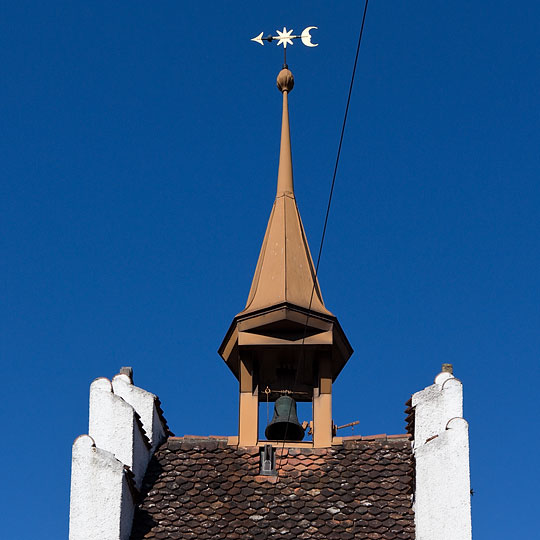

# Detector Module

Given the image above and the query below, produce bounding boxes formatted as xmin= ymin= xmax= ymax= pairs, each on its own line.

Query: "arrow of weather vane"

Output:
xmin=251 ymin=26 xmax=318 ymax=48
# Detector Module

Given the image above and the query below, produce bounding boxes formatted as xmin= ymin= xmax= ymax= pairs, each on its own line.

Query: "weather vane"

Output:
xmin=251 ymin=26 xmax=318 ymax=65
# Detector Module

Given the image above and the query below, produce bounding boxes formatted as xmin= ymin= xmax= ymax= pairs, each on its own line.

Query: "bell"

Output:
xmin=265 ymin=395 xmax=305 ymax=441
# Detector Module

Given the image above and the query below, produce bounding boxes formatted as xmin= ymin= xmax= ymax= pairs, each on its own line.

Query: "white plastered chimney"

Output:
xmin=411 ymin=365 xmax=472 ymax=540
xmin=69 ymin=368 xmax=169 ymax=540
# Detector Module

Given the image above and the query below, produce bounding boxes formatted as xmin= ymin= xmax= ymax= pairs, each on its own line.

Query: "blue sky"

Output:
xmin=1 ymin=1 xmax=539 ymax=538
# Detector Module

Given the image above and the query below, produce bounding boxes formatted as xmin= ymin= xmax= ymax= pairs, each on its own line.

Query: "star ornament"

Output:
xmin=276 ymin=27 xmax=294 ymax=48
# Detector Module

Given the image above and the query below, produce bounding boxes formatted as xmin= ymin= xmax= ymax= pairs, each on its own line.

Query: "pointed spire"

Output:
xmin=276 ymin=68 xmax=294 ymax=196
xmin=238 ymin=66 xmax=332 ymax=318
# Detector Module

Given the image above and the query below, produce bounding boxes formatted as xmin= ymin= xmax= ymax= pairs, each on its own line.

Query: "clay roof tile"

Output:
xmin=130 ymin=437 xmax=415 ymax=539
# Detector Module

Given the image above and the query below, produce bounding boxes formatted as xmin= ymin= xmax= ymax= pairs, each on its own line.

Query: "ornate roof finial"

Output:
xmin=250 ymin=26 xmax=317 ymax=196
xmin=251 ymin=26 xmax=318 ymax=67
xmin=251 ymin=26 xmax=318 ymax=48
xmin=277 ymin=68 xmax=294 ymax=93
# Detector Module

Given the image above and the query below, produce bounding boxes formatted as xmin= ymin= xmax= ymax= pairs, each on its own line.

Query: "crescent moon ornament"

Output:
xmin=301 ymin=26 xmax=318 ymax=47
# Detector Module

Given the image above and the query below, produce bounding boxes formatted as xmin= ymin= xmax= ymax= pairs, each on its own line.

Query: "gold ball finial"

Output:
xmin=277 ymin=68 xmax=294 ymax=93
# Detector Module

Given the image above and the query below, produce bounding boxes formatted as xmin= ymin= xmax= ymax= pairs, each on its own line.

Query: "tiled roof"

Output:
xmin=130 ymin=436 xmax=415 ymax=540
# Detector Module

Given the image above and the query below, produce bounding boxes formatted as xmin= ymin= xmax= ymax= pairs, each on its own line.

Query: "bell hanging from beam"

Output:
xmin=265 ymin=395 xmax=305 ymax=441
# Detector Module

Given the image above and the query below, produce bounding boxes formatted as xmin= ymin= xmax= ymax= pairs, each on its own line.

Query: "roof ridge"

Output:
xmin=341 ymin=432 xmax=412 ymax=441
xmin=168 ymin=435 xmax=229 ymax=440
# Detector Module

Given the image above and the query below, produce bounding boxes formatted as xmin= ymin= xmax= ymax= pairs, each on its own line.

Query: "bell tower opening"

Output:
xmin=259 ymin=397 xmax=314 ymax=443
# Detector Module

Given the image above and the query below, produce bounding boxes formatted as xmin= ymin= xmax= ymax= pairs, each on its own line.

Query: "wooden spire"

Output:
xmin=239 ymin=68 xmax=332 ymax=318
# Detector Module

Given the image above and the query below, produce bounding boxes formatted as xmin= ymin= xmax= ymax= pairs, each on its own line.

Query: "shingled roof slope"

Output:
xmin=131 ymin=436 xmax=414 ymax=540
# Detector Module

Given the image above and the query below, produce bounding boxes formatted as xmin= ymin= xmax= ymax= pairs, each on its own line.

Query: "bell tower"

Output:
xmin=219 ymin=66 xmax=352 ymax=448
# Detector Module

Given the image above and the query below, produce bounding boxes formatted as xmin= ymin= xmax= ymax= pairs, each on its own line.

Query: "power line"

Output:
xmin=313 ymin=0 xmax=370 ymax=281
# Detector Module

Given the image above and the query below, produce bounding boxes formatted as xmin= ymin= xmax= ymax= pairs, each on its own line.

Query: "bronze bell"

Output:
xmin=265 ymin=395 xmax=305 ymax=441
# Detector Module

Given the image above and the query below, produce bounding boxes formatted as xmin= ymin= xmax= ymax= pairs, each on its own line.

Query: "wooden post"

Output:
xmin=313 ymin=357 xmax=332 ymax=448
xmin=238 ymin=355 xmax=258 ymax=446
